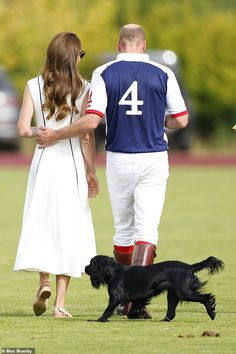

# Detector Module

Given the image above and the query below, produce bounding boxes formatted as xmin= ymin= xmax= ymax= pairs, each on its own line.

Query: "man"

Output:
xmin=37 ymin=24 xmax=188 ymax=318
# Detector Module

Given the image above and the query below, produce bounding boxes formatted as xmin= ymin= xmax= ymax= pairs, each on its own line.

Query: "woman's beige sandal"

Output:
xmin=53 ymin=307 xmax=73 ymax=318
xmin=33 ymin=280 xmax=51 ymax=316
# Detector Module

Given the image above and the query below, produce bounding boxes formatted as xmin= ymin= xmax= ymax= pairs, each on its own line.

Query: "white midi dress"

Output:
xmin=14 ymin=76 xmax=96 ymax=278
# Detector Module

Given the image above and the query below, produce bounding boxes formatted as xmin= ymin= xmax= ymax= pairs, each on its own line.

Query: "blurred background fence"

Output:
xmin=0 ymin=0 xmax=236 ymax=154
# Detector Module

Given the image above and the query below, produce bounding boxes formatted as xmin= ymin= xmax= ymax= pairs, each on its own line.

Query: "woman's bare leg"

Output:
xmin=53 ymin=275 xmax=72 ymax=317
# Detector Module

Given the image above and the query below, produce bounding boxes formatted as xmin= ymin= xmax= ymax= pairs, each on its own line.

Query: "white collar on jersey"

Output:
xmin=116 ymin=53 xmax=150 ymax=62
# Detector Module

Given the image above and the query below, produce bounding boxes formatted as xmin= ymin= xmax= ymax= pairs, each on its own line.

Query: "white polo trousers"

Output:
xmin=106 ymin=151 xmax=169 ymax=246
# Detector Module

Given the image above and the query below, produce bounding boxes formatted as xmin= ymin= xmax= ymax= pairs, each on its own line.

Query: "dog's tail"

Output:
xmin=190 ymin=256 xmax=224 ymax=275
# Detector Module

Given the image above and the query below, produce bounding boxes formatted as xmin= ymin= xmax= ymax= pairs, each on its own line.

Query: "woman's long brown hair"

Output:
xmin=42 ymin=32 xmax=84 ymax=120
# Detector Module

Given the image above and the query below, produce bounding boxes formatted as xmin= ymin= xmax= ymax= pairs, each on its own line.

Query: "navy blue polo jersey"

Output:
xmin=86 ymin=53 xmax=188 ymax=153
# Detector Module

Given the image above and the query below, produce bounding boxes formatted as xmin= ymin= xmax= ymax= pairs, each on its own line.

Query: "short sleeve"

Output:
xmin=86 ymin=70 xmax=107 ymax=118
xmin=166 ymin=71 xmax=188 ymax=118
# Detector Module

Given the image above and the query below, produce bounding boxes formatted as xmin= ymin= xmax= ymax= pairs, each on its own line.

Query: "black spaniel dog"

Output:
xmin=85 ymin=255 xmax=224 ymax=322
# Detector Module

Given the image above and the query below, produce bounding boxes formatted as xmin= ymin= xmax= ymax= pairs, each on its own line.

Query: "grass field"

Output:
xmin=0 ymin=165 xmax=236 ymax=354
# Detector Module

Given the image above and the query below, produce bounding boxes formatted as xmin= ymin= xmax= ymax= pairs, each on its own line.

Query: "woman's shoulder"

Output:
xmin=27 ymin=75 xmax=43 ymax=91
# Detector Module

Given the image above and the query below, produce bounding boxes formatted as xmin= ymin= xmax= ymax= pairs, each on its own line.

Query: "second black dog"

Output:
xmin=85 ymin=255 xmax=224 ymax=322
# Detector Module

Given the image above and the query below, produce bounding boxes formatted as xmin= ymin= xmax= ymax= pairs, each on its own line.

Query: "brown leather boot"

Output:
xmin=113 ymin=249 xmax=133 ymax=265
xmin=131 ymin=243 xmax=156 ymax=319
xmin=114 ymin=248 xmax=133 ymax=315
xmin=132 ymin=243 xmax=156 ymax=266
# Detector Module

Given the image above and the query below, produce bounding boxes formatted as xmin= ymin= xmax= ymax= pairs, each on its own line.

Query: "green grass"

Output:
xmin=0 ymin=165 xmax=236 ymax=354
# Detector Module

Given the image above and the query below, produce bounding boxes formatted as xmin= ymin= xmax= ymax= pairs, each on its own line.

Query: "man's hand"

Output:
xmin=36 ymin=127 xmax=58 ymax=147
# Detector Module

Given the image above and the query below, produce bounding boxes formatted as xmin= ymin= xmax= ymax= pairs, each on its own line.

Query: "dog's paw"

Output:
xmin=98 ymin=318 xmax=109 ymax=322
xmin=160 ymin=316 xmax=172 ymax=322
xmin=87 ymin=318 xmax=109 ymax=323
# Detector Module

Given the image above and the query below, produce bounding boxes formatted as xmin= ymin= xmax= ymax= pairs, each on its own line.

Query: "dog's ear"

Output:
xmin=90 ymin=271 xmax=106 ymax=289
xmin=89 ymin=259 xmax=107 ymax=289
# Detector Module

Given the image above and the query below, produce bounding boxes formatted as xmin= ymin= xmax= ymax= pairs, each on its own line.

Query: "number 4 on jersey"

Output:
xmin=118 ymin=81 xmax=144 ymax=115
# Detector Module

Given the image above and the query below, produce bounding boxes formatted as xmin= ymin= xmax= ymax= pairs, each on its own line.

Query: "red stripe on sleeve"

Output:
xmin=86 ymin=109 xmax=105 ymax=118
xmin=171 ymin=110 xmax=188 ymax=118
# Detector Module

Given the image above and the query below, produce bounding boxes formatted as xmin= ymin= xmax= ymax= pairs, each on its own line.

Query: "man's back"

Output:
xmin=87 ymin=53 xmax=187 ymax=153
xmin=101 ymin=57 xmax=168 ymax=152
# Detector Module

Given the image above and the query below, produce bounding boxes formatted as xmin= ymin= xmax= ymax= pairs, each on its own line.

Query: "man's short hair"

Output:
xmin=119 ymin=24 xmax=146 ymax=45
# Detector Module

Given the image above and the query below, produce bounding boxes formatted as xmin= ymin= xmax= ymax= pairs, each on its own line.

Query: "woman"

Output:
xmin=14 ymin=32 xmax=99 ymax=318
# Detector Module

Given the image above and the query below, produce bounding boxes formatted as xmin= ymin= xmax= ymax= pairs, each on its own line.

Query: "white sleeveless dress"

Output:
xmin=14 ymin=76 xmax=96 ymax=277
